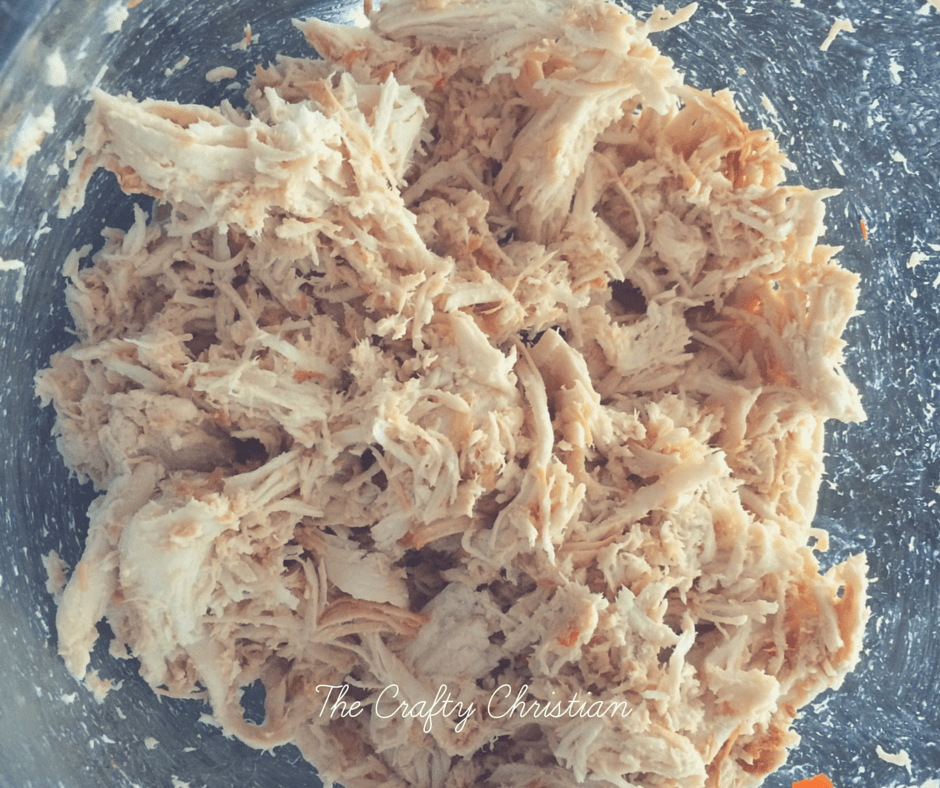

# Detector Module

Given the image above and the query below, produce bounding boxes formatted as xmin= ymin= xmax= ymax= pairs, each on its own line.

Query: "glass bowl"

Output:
xmin=1 ymin=0 xmax=938 ymax=786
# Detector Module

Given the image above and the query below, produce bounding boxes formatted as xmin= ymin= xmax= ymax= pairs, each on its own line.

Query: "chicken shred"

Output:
xmin=37 ymin=0 xmax=869 ymax=786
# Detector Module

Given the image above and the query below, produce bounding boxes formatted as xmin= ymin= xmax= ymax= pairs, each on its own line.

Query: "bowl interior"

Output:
xmin=2 ymin=1 xmax=940 ymax=786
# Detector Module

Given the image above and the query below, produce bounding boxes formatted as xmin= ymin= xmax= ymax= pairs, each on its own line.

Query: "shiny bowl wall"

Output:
xmin=1 ymin=1 xmax=938 ymax=786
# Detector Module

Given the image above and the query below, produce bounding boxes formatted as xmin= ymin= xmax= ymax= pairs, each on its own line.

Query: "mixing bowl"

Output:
xmin=1 ymin=0 xmax=938 ymax=786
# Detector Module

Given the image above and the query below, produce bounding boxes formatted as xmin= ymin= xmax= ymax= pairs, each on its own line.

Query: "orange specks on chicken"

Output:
xmin=557 ymin=629 xmax=580 ymax=648
xmin=293 ymin=370 xmax=326 ymax=383
xmin=742 ymin=292 xmax=763 ymax=316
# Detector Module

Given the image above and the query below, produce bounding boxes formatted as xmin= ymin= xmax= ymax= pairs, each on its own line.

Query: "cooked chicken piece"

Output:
xmin=37 ymin=0 xmax=868 ymax=786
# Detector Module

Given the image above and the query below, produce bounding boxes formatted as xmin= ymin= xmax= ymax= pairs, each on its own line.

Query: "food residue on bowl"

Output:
xmin=876 ymin=744 xmax=912 ymax=772
xmin=819 ymin=18 xmax=856 ymax=52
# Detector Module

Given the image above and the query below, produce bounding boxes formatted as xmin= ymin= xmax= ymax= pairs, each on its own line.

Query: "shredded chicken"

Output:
xmin=36 ymin=0 xmax=869 ymax=786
